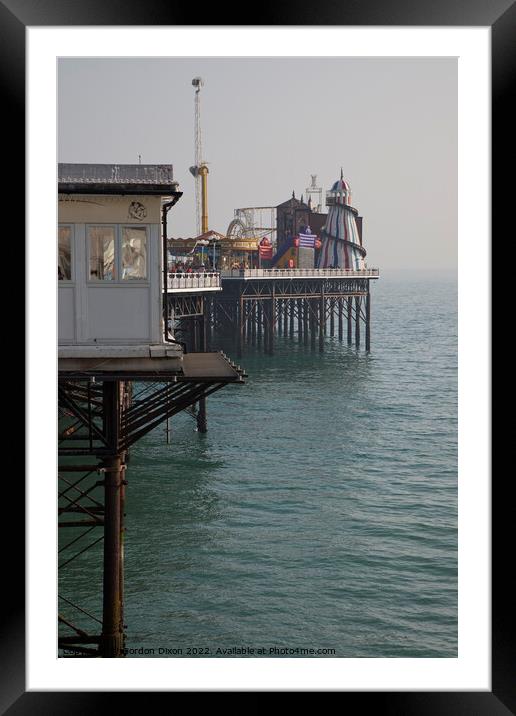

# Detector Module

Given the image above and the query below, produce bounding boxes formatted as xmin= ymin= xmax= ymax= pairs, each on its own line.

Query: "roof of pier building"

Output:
xmin=276 ymin=193 xmax=310 ymax=211
xmin=58 ymin=163 xmax=181 ymax=196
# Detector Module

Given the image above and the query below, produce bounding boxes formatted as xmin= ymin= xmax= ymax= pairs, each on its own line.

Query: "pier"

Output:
xmin=208 ymin=268 xmax=378 ymax=357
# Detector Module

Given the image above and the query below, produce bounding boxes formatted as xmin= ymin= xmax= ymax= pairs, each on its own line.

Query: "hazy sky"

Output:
xmin=58 ymin=57 xmax=457 ymax=272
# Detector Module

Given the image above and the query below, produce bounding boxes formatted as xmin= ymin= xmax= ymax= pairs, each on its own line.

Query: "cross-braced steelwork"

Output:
xmin=210 ymin=273 xmax=377 ymax=356
xmin=58 ymin=355 xmax=244 ymax=657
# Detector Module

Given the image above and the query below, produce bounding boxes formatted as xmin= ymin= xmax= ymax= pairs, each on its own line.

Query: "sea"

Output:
xmin=62 ymin=273 xmax=458 ymax=658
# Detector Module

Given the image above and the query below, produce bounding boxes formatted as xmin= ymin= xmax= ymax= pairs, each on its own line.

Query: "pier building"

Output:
xmin=58 ymin=164 xmax=244 ymax=657
xmin=276 ymin=192 xmax=311 ymax=250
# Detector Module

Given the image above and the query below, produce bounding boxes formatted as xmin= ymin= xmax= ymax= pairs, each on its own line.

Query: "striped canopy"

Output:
xmin=329 ymin=177 xmax=352 ymax=205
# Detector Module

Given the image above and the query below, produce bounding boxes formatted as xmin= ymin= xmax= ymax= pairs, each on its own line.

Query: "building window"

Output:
xmin=58 ymin=226 xmax=72 ymax=280
xmin=88 ymin=226 xmax=115 ymax=280
xmin=122 ymin=226 xmax=147 ymax=280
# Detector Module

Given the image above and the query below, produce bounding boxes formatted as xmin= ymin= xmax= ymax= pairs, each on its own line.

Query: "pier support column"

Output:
xmin=338 ymin=299 xmax=343 ymax=341
xmin=269 ymin=287 xmax=276 ymax=355
xmin=206 ymin=296 xmax=212 ymax=350
xmin=330 ymin=299 xmax=335 ymax=337
xmin=247 ymin=303 xmax=252 ymax=344
xmin=100 ymin=453 xmax=124 ymax=658
xmin=278 ymin=299 xmax=283 ymax=336
xmin=100 ymin=381 xmax=124 ymax=658
xmin=257 ymin=302 xmax=263 ymax=345
xmin=289 ymin=300 xmax=295 ymax=338
xmin=365 ymin=291 xmax=371 ymax=352
xmin=251 ymin=301 xmax=257 ymax=346
xmin=310 ymin=300 xmax=316 ymax=350
xmin=264 ymin=302 xmax=269 ymax=354
xmin=355 ymin=296 xmax=361 ymax=348
xmin=347 ymin=297 xmax=353 ymax=345
xmin=319 ymin=289 xmax=325 ymax=353
xmin=212 ymin=298 xmax=217 ymax=339
xmin=304 ymin=300 xmax=309 ymax=345
xmin=237 ymin=295 xmax=244 ymax=358
xmin=197 ymin=308 xmax=208 ymax=433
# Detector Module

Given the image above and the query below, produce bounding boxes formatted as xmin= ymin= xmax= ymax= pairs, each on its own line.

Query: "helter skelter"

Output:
xmin=317 ymin=170 xmax=367 ymax=271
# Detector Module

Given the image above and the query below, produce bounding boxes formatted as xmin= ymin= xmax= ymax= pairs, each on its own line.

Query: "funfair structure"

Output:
xmin=317 ymin=171 xmax=366 ymax=270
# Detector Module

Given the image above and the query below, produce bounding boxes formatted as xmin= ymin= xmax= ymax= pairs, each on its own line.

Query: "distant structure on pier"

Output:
xmin=276 ymin=192 xmax=310 ymax=251
xmin=317 ymin=173 xmax=366 ymax=270
xmin=224 ymin=172 xmax=367 ymax=270
xmin=305 ymin=174 xmax=323 ymax=213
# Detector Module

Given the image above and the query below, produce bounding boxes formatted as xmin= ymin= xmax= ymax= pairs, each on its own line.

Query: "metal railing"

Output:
xmin=220 ymin=268 xmax=379 ymax=279
xmin=167 ymin=271 xmax=221 ymax=291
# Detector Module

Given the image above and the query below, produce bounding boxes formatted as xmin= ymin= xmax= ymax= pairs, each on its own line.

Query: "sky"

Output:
xmin=58 ymin=57 xmax=457 ymax=273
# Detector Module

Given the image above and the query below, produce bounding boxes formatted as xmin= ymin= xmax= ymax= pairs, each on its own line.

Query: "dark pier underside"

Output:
xmin=58 ymin=351 xmax=244 ymax=657
xmin=202 ymin=274 xmax=376 ymax=356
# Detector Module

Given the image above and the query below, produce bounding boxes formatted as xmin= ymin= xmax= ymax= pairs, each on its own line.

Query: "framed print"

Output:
xmin=6 ymin=0 xmax=509 ymax=709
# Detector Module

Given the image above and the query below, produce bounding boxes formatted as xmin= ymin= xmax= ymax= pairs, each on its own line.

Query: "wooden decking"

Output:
xmin=58 ymin=351 xmax=244 ymax=382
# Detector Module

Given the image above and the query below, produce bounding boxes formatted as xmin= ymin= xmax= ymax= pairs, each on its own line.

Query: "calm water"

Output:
xmin=63 ymin=275 xmax=458 ymax=658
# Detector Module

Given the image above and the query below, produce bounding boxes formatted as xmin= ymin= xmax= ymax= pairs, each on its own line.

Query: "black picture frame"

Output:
xmin=8 ymin=0 xmax=507 ymax=709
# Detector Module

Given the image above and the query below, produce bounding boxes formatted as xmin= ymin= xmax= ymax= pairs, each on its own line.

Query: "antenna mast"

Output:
xmin=190 ymin=77 xmax=204 ymax=236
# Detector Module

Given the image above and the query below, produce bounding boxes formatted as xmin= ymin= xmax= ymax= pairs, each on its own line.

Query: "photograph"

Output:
xmin=57 ymin=56 xmax=458 ymax=660
xmin=10 ymin=9 xmax=503 ymax=706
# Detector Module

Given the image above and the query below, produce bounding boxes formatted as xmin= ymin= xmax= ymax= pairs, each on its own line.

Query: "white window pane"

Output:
xmin=88 ymin=227 xmax=115 ymax=280
xmin=122 ymin=227 xmax=147 ymax=280
xmin=58 ymin=226 xmax=71 ymax=280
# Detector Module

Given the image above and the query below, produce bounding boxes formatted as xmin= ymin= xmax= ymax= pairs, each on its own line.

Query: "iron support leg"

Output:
xmin=355 ymin=296 xmax=361 ymax=348
xmin=197 ymin=309 xmax=208 ymax=433
xmin=319 ymin=292 xmax=325 ymax=352
xmin=101 ymin=453 xmax=124 ymax=658
xmin=365 ymin=291 xmax=371 ymax=352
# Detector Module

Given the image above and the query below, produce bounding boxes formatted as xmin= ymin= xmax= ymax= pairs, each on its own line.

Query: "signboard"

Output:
xmin=229 ymin=239 xmax=259 ymax=251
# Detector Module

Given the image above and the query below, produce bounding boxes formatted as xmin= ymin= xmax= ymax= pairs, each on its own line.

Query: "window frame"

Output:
xmin=120 ymin=224 xmax=149 ymax=281
xmin=57 ymin=223 xmax=74 ymax=282
xmin=85 ymin=223 xmax=151 ymax=285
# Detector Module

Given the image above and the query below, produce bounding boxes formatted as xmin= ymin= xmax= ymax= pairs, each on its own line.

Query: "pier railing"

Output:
xmin=167 ymin=271 xmax=221 ymax=292
xmin=221 ymin=268 xmax=380 ymax=280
